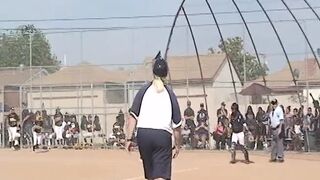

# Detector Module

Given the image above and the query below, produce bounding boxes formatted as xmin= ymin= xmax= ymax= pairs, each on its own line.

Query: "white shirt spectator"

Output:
xmin=270 ymin=105 xmax=284 ymax=128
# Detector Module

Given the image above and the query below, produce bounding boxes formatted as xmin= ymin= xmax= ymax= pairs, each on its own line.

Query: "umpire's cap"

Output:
xmin=153 ymin=51 xmax=168 ymax=78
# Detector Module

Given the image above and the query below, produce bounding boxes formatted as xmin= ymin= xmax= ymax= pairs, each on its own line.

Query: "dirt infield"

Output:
xmin=0 ymin=149 xmax=319 ymax=180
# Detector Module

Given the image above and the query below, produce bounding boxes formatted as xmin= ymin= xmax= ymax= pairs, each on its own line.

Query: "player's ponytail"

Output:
xmin=153 ymin=76 xmax=165 ymax=93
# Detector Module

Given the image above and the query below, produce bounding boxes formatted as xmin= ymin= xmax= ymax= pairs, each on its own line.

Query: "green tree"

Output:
xmin=0 ymin=24 xmax=59 ymax=71
xmin=218 ymin=36 xmax=268 ymax=82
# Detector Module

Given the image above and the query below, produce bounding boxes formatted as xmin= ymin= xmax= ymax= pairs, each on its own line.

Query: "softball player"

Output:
xmin=229 ymin=103 xmax=251 ymax=164
xmin=32 ymin=111 xmax=43 ymax=151
xmin=126 ymin=51 xmax=182 ymax=180
xmin=7 ymin=107 xmax=20 ymax=150
xmin=53 ymin=108 xmax=65 ymax=146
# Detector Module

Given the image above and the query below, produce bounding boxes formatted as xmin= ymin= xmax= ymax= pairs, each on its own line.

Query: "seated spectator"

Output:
xmin=81 ymin=115 xmax=94 ymax=145
xmin=212 ymin=121 xmax=226 ymax=150
xmin=108 ymin=121 xmax=125 ymax=147
xmin=181 ymin=124 xmax=191 ymax=147
xmin=196 ymin=103 xmax=209 ymax=126
xmin=64 ymin=114 xmax=79 ymax=147
xmin=194 ymin=121 xmax=209 ymax=149
xmin=184 ymin=100 xmax=196 ymax=133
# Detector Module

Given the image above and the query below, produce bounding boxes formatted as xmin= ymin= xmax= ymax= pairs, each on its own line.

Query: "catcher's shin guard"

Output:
xmin=230 ymin=143 xmax=236 ymax=163
xmin=240 ymin=145 xmax=250 ymax=162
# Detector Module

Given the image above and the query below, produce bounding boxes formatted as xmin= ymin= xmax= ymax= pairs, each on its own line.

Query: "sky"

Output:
xmin=1 ymin=0 xmax=320 ymax=73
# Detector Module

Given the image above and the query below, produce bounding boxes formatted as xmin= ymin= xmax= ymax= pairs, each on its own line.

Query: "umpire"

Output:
xmin=126 ymin=51 xmax=182 ymax=180
xmin=269 ymin=99 xmax=285 ymax=162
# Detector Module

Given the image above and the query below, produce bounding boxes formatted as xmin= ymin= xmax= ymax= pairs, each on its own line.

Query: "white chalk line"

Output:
xmin=123 ymin=167 xmax=199 ymax=180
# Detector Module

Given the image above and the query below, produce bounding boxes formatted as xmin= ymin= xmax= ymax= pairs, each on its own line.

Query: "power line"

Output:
xmin=0 ymin=6 xmax=319 ymax=23
xmin=0 ymin=17 xmax=318 ymax=35
xmin=39 ymin=17 xmax=319 ymax=34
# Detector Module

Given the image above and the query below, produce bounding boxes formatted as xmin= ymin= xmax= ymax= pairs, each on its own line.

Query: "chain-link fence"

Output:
xmin=0 ymin=60 xmax=319 ymax=150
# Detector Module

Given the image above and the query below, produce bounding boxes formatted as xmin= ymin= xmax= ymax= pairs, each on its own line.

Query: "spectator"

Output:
xmin=181 ymin=124 xmax=191 ymax=148
xmin=310 ymin=107 xmax=317 ymax=131
xmin=42 ymin=110 xmax=54 ymax=148
xmin=284 ymin=106 xmax=293 ymax=140
xmin=292 ymin=114 xmax=303 ymax=151
xmin=299 ymin=105 xmax=305 ymax=119
xmin=94 ymin=115 xmax=102 ymax=132
xmin=245 ymin=105 xmax=256 ymax=133
xmin=256 ymin=107 xmax=265 ymax=124
xmin=184 ymin=100 xmax=196 ymax=133
xmin=116 ymin=110 xmax=125 ymax=129
xmin=293 ymin=108 xmax=298 ymax=117
xmin=217 ymin=102 xmax=228 ymax=124
xmin=256 ymin=107 xmax=267 ymax=150
xmin=21 ymin=105 xmax=29 ymax=121
xmin=81 ymin=115 xmax=94 ymax=145
xmin=303 ymin=107 xmax=312 ymax=131
xmin=303 ymin=107 xmax=313 ymax=151
xmin=196 ymin=103 xmax=209 ymax=126
xmin=64 ymin=114 xmax=79 ymax=146
xmin=212 ymin=121 xmax=226 ymax=150
xmin=194 ymin=121 xmax=209 ymax=149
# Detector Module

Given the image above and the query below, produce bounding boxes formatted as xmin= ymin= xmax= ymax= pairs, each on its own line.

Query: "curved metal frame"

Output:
xmin=181 ymin=7 xmax=208 ymax=111
xmin=205 ymin=0 xmax=239 ymax=103
xmin=164 ymin=0 xmax=186 ymax=87
xmin=231 ymin=0 xmax=269 ymax=102
xmin=164 ymin=0 xmax=209 ymax=111
xmin=281 ymin=0 xmax=320 ymax=70
xmin=163 ymin=0 xmax=320 ymax=109
xmin=256 ymin=0 xmax=302 ymax=106
xmin=304 ymin=0 xmax=320 ymax=23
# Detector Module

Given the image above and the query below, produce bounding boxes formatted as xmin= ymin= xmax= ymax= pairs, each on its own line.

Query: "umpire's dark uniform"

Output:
xmin=129 ymin=52 xmax=182 ymax=180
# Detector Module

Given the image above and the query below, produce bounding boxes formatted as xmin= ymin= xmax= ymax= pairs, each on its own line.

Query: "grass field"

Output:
xmin=0 ymin=149 xmax=319 ymax=180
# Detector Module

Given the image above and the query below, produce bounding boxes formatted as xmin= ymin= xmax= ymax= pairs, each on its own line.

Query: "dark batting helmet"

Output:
xmin=153 ymin=51 xmax=168 ymax=78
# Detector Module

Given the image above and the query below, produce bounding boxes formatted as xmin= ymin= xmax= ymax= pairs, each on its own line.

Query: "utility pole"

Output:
xmin=243 ymin=25 xmax=247 ymax=83
xmin=29 ymin=32 xmax=33 ymax=110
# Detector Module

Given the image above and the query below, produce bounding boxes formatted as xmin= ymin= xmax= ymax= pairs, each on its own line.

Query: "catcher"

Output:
xmin=229 ymin=103 xmax=252 ymax=164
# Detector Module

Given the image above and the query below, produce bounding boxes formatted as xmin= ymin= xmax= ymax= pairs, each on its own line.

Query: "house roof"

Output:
xmin=31 ymin=54 xmax=232 ymax=86
xmin=129 ymin=53 xmax=228 ymax=83
xmin=32 ymin=62 xmax=129 ymax=86
xmin=247 ymin=58 xmax=320 ymax=91
xmin=0 ymin=68 xmax=44 ymax=88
